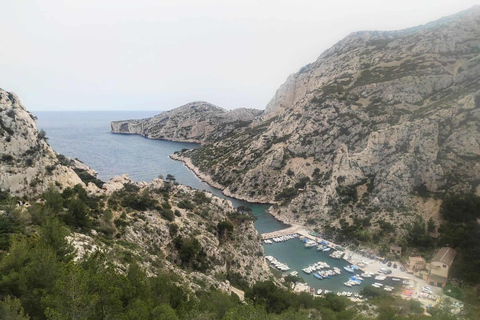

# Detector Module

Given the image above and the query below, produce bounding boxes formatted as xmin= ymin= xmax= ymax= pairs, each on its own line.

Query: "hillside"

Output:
xmin=177 ymin=7 xmax=480 ymax=239
xmin=111 ymin=101 xmax=263 ymax=143
xmin=0 ymin=89 xmax=86 ymax=196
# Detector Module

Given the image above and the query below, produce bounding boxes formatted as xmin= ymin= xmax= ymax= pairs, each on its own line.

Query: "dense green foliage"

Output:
xmin=438 ymin=193 xmax=480 ymax=283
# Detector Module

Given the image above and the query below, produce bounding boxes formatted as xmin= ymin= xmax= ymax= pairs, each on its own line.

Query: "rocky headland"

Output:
xmin=111 ymin=101 xmax=263 ymax=143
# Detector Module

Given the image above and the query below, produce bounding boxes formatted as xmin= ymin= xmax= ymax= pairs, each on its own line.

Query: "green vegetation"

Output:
xmin=73 ymin=168 xmax=104 ymax=188
xmin=275 ymin=188 xmax=297 ymax=205
xmin=217 ymin=220 xmax=234 ymax=240
xmin=438 ymin=193 xmax=480 ymax=283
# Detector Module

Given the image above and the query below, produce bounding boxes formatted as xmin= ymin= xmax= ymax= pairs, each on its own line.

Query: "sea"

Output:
xmin=36 ymin=111 xmax=398 ymax=294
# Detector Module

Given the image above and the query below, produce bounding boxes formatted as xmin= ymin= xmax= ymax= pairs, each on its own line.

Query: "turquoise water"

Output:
xmin=263 ymin=240 xmax=399 ymax=293
xmin=35 ymin=111 xmax=286 ymax=234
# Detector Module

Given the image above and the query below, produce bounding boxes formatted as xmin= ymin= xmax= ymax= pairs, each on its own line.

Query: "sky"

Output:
xmin=1 ymin=1 xmax=478 ymax=111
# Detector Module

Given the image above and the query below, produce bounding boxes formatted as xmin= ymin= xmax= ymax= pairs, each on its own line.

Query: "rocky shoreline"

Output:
xmin=170 ymin=153 xmax=275 ymax=205
xmin=169 ymin=153 xmax=301 ymax=231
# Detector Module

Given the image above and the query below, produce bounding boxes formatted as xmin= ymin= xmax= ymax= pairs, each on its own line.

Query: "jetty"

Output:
xmin=261 ymin=226 xmax=302 ymax=240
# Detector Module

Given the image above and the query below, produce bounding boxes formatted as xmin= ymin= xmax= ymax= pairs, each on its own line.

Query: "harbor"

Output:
xmin=263 ymin=232 xmax=404 ymax=297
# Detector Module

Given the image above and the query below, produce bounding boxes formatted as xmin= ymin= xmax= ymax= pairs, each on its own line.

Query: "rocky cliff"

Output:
xmin=0 ymin=88 xmax=84 ymax=196
xmin=0 ymin=89 xmax=271 ymax=293
xmin=178 ymin=7 xmax=480 ymax=237
xmin=111 ymin=101 xmax=263 ymax=143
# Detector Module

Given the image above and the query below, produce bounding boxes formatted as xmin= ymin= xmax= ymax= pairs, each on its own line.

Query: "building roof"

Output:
xmin=432 ymin=247 xmax=457 ymax=266
xmin=409 ymin=256 xmax=426 ymax=263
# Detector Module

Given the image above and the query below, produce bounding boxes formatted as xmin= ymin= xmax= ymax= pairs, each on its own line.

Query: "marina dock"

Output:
xmin=261 ymin=226 xmax=302 ymax=240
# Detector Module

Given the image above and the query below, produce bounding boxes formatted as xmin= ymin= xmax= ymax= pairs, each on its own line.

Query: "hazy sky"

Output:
xmin=1 ymin=1 xmax=478 ymax=111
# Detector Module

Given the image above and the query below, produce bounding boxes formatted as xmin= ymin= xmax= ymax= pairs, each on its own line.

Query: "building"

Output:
xmin=427 ymin=247 xmax=457 ymax=288
xmin=390 ymin=245 xmax=402 ymax=255
xmin=407 ymin=256 xmax=426 ymax=274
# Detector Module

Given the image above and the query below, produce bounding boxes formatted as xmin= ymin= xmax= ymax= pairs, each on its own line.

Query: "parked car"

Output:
xmin=387 ymin=261 xmax=392 ymax=267
xmin=400 ymin=267 xmax=406 ymax=272
xmin=393 ymin=263 xmax=397 ymax=269
xmin=384 ymin=269 xmax=392 ymax=275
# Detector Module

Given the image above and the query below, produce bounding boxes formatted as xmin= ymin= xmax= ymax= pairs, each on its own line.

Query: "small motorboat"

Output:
xmin=344 ymin=266 xmax=354 ymax=273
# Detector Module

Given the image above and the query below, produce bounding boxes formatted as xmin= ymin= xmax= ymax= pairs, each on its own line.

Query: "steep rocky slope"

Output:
xmin=0 ymin=89 xmax=84 ymax=196
xmin=68 ymin=175 xmax=271 ymax=292
xmin=111 ymin=101 xmax=263 ymax=143
xmin=178 ymin=7 xmax=480 ymax=236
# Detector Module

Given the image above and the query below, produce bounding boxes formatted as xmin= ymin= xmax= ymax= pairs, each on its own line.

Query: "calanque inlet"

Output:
xmin=1 ymin=5 xmax=480 ymax=320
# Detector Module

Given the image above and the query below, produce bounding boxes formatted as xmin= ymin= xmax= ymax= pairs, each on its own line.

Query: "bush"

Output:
xmin=217 ymin=220 xmax=234 ymax=240
xmin=177 ymin=200 xmax=194 ymax=210
xmin=275 ymin=188 xmax=297 ymax=203
xmin=73 ymin=168 xmax=104 ymax=188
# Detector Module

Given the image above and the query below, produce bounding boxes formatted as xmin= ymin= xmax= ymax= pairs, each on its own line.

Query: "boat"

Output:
xmin=302 ymin=267 xmax=312 ymax=274
xmin=305 ymin=240 xmax=317 ymax=248
xmin=344 ymin=266 xmax=354 ymax=273
xmin=323 ymin=247 xmax=331 ymax=252
xmin=333 ymin=267 xmax=341 ymax=275
xmin=316 ymin=245 xmax=325 ymax=250
xmin=374 ymin=275 xmax=387 ymax=281
xmin=324 ymin=290 xmax=332 ymax=295
xmin=373 ymin=283 xmax=384 ymax=287
xmin=361 ymin=272 xmax=374 ymax=278
xmin=346 ymin=292 xmax=352 ymax=297
xmin=344 ymin=282 xmax=352 ymax=287
xmin=392 ymin=278 xmax=401 ymax=281
xmin=372 ymin=284 xmax=381 ymax=288
xmin=384 ymin=287 xmax=393 ymax=292
xmin=317 ymin=289 xmax=323 ymax=295
xmin=289 ymin=271 xmax=298 ymax=276
xmin=264 ymin=239 xmax=272 ymax=244
xmin=313 ymin=273 xmax=323 ymax=280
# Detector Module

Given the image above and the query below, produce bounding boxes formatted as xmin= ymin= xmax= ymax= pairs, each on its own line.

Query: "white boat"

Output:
xmin=392 ymin=278 xmax=401 ymax=281
xmin=333 ymin=267 xmax=341 ymax=275
xmin=305 ymin=240 xmax=317 ymax=248
xmin=361 ymin=272 xmax=374 ymax=278
xmin=384 ymin=287 xmax=393 ymax=292
xmin=373 ymin=283 xmax=384 ymax=287
xmin=323 ymin=247 xmax=331 ymax=252
xmin=290 ymin=271 xmax=298 ymax=276
xmin=344 ymin=266 xmax=354 ymax=273
xmin=302 ymin=267 xmax=312 ymax=274
xmin=372 ymin=284 xmax=382 ymax=288
xmin=317 ymin=289 xmax=323 ymax=295
xmin=316 ymin=245 xmax=325 ymax=250
xmin=374 ymin=275 xmax=387 ymax=281
xmin=346 ymin=292 xmax=352 ymax=297
xmin=344 ymin=282 xmax=352 ymax=287
xmin=264 ymin=239 xmax=272 ymax=244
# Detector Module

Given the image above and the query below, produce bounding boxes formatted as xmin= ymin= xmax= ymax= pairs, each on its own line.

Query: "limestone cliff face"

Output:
xmin=180 ymin=7 xmax=480 ymax=231
xmin=0 ymin=89 xmax=83 ymax=196
xmin=111 ymin=101 xmax=263 ymax=143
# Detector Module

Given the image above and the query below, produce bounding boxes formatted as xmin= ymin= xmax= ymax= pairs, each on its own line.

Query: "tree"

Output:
xmin=427 ymin=217 xmax=436 ymax=233
xmin=0 ymin=296 xmax=30 ymax=320
xmin=39 ymin=217 xmax=75 ymax=262
xmin=217 ymin=220 xmax=234 ymax=240
xmin=64 ymin=198 xmax=91 ymax=230
xmin=166 ymin=174 xmax=176 ymax=183
xmin=44 ymin=263 xmax=99 ymax=320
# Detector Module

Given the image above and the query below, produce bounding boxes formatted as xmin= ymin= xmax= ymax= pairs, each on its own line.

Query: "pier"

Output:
xmin=261 ymin=226 xmax=302 ymax=240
